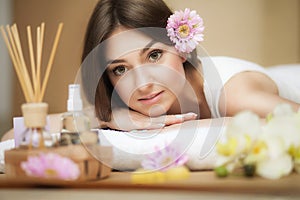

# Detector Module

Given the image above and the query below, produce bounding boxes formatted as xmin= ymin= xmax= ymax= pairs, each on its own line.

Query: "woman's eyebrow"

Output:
xmin=106 ymin=40 xmax=158 ymax=65
xmin=109 ymin=59 xmax=126 ymax=64
xmin=140 ymin=40 xmax=158 ymax=56
xmin=106 ymin=58 xmax=126 ymax=66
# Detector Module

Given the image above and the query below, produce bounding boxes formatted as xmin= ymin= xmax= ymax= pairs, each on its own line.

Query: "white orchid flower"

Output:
xmin=246 ymin=134 xmax=293 ymax=179
xmin=215 ymin=104 xmax=300 ymax=179
xmin=217 ymin=111 xmax=261 ymax=156
xmin=226 ymin=111 xmax=262 ymax=139
xmin=264 ymin=104 xmax=300 ymax=150
xmin=215 ymin=111 xmax=262 ymax=172
xmin=256 ymin=153 xmax=293 ymax=179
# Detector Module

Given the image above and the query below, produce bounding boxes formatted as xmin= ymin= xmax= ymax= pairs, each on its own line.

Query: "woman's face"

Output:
xmin=105 ymin=27 xmax=187 ymax=117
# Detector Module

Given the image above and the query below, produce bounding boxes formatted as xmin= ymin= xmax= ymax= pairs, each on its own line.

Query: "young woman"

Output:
xmin=2 ymin=0 xmax=299 ymax=141
xmin=78 ymin=0 xmax=300 ymax=131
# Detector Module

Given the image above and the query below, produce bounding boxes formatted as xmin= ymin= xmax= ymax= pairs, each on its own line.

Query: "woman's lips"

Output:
xmin=138 ymin=91 xmax=164 ymax=105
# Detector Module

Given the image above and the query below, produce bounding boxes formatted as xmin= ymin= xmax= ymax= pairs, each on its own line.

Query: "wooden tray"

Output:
xmin=4 ymin=144 xmax=112 ymax=181
xmin=0 ymin=171 xmax=300 ymax=196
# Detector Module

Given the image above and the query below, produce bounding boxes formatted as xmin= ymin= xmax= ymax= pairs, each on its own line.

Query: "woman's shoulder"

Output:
xmin=199 ymin=56 xmax=267 ymax=83
xmin=199 ymin=56 xmax=270 ymax=118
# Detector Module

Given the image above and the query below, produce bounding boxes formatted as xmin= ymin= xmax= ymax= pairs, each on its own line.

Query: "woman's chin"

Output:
xmin=135 ymin=105 xmax=168 ymax=117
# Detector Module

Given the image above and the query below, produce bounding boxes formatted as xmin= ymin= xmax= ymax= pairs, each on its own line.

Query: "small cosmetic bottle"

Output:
xmin=60 ymin=84 xmax=90 ymax=145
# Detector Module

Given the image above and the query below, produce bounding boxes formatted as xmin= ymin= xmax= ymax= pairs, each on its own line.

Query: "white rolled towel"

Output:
xmin=0 ymin=139 xmax=15 ymax=173
xmin=97 ymin=120 xmax=226 ymax=171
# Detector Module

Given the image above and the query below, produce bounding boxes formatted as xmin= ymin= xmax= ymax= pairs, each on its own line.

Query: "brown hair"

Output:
xmin=81 ymin=0 xmax=201 ymax=122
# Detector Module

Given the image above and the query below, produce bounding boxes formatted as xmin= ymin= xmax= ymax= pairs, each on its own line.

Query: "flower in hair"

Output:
xmin=166 ymin=8 xmax=204 ymax=53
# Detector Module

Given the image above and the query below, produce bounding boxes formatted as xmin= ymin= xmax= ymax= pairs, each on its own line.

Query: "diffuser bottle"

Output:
xmin=20 ymin=102 xmax=53 ymax=148
xmin=60 ymin=84 xmax=90 ymax=145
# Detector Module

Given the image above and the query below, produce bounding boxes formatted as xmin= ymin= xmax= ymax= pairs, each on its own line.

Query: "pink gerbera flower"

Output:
xmin=141 ymin=145 xmax=189 ymax=171
xmin=21 ymin=153 xmax=80 ymax=180
xmin=166 ymin=8 xmax=204 ymax=53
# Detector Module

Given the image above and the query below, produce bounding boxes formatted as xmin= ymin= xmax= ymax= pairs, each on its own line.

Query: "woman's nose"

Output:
xmin=133 ymin=67 xmax=154 ymax=92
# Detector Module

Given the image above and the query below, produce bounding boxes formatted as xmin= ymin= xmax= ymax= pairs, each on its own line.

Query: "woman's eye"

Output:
xmin=112 ymin=65 xmax=127 ymax=76
xmin=148 ymin=49 xmax=162 ymax=62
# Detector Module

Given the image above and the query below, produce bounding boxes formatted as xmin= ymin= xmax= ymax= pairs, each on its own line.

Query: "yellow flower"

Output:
xmin=217 ymin=138 xmax=238 ymax=156
xmin=131 ymin=166 xmax=190 ymax=184
xmin=288 ymin=145 xmax=300 ymax=159
xmin=244 ymin=140 xmax=268 ymax=164
xmin=131 ymin=169 xmax=166 ymax=184
xmin=165 ymin=166 xmax=190 ymax=181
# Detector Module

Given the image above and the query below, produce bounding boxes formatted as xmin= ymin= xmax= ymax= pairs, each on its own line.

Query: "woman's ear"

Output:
xmin=180 ymin=53 xmax=187 ymax=63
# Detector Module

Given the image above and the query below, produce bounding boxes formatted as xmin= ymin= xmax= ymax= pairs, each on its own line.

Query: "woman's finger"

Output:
xmin=103 ymin=109 xmax=197 ymax=131
xmin=153 ymin=112 xmax=197 ymax=126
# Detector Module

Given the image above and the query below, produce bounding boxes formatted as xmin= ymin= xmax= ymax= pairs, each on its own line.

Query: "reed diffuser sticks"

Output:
xmin=0 ymin=22 xmax=63 ymax=103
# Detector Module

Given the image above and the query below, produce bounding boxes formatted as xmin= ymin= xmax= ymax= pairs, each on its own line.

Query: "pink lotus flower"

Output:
xmin=141 ymin=145 xmax=188 ymax=171
xmin=166 ymin=8 xmax=204 ymax=53
xmin=21 ymin=153 xmax=80 ymax=180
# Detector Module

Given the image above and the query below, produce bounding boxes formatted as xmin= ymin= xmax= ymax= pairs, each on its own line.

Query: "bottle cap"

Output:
xmin=67 ymin=84 xmax=83 ymax=111
xmin=21 ymin=102 xmax=48 ymax=128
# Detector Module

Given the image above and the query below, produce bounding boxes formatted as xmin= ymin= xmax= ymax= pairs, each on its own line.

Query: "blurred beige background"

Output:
xmin=0 ymin=0 xmax=299 ymax=137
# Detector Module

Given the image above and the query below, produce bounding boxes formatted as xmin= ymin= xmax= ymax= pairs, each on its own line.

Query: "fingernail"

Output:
xmin=185 ymin=112 xmax=197 ymax=117
xmin=175 ymin=114 xmax=184 ymax=119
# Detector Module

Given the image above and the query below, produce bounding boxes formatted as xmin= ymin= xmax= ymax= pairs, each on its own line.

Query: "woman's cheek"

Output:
xmin=152 ymin=63 xmax=186 ymax=95
xmin=111 ymin=79 xmax=133 ymax=106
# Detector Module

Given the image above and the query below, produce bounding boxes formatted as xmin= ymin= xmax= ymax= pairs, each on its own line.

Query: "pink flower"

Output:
xmin=166 ymin=8 xmax=204 ymax=53
xmin=21 ymin=153 xmax=80 ymax=180
xmin=141 ymin=145 xmax=189 ymax=171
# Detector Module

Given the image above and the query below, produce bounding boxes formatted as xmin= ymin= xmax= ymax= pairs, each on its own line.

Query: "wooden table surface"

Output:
xmin=0 ymin=171 xmax=300 ymax=199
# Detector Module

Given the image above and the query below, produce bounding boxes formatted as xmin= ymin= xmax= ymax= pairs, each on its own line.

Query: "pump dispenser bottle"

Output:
xmin=60 ymin=84 xmax=90 ymax=145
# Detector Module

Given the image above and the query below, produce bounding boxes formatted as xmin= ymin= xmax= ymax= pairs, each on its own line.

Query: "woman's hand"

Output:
xmin=99 ymin=108 xmax=197 ymax=131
